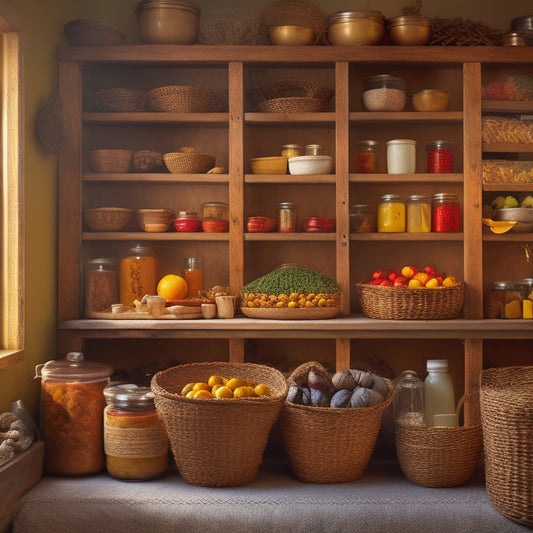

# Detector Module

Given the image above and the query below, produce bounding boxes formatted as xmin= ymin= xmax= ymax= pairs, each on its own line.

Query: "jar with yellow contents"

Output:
xmin=406 ymin=194 xmax=431 ymax=233
xmin=119 ymin=244 xmax=159 ymax=306
xmin=377 ymin=194 xmax=405 ymax=232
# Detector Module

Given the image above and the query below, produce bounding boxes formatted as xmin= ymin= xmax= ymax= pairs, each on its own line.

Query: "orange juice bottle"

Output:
xmin=119 ymin=244 xmax=159 ymax=306
xmin=182 ymin=257 xmax=204 ymax=298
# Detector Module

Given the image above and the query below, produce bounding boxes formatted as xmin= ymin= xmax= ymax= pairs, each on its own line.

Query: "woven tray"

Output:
xmin=258 ymin=96 xmax=325 ymax=113
xmin=355 ymin=283 xmax=464 ymax=320
xmin=480 ymin=366 xmax=533 ymax=528
xmin=151 ymin=362 xmax=288 ymax=487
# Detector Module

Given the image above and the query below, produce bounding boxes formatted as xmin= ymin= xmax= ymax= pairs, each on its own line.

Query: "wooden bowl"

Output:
xmin=83 ymin=207 xmax=133 ymax=232
xmin=136 ymin=208 xmax=174 ymax=232
xmin=268 ymin=25 xmax=317 ymax=46
xmin=249 ymin=156 xmax=288 ymax=175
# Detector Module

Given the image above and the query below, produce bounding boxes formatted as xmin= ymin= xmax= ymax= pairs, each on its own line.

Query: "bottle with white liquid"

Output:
xmin=424 ymin=359 xmax=457 ymax=427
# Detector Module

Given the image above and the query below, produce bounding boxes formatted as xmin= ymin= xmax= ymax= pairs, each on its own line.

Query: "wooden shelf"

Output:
xmin=483 ymin=143 xmax=533 ymax=153
xmin=83 ymin=232 xmax=229 ymax=241
xmin=83 ymin=112 xmax=229 ymax=124
xmin=349 ymin=111 xmax=463 ymax=122
xmin=350 ymin=173 xmax=463 ymax=183
xmin=84 ymin=173 xmax=230 ymax=183
xmin=350 ymin=233 xmax=463 ymax=241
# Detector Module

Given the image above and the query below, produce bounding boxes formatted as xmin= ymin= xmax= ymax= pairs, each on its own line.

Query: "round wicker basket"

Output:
xmin=163 ymin=151 xmax=215 ymax=174
xmin=87 ymin=149 xmax=133 ymax=173
xmin=64 ymin=18 xmax=125 ymax=46
xmin=144 ymin=85 xmax=223 ymax=113
xmin=83 ymin=207 xmax=134 ymax=232
xmin=92 ymin=88 xmax=144 ymax=112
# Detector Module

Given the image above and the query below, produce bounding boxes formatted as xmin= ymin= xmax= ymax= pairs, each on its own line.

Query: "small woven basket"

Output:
xmin=132 ymin=150 xmax=166 ymax=172
xmin=91 ymin=88 xmax=144 ymax=112
xmin=144 ymin=85 xmax=223 ymax=113
xmin=480 ymin=366 xmax=533 ymax=528
xmin=279 ymin=362 xmax=392 ymax=484
xmin=355 ymin=283 xmax=464 ymax=320
xmin=83 ymin=207 xmax=133 ymax=232
xmin=247 ymin=79 xmax=334 ymax=112
xmin=87 ymin=149 xmax=132 ymax=173
xmin=163 ymin=151 xmax=216 ymax=174
xmin=151 ymin=362 xmax=288 ymax=487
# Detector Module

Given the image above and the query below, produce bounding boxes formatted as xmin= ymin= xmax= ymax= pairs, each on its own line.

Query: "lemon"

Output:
xmin=225 ymin=378 xmax=248 ymax=391
xmin=211 ymin=383 xmax=224 ymax=394
xmin=156 ymin=274 xmax=188 ymax=301
xmin=215 ymin=386 xmax=234 ymax=399
xmin=208 ymin=375 xmax=225 ymax=387
xmin=192 ymin=382 xmax=210 ymax=392
xmin=255 ymin=383 xmax=271 ymax=396
xmin=194 ymin=389 xmax=214 ymax=399
xmin=181 ymin=382 xmax=195 ymax=396
xmin=233 ymin=386 xmax=257 ymax=398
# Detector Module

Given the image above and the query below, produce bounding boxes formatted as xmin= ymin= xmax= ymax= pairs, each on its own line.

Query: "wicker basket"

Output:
xmin=355 ymin=283 xmax=464 ymax=320
xmin=480 ymin=366 xmax=533 ymax=528
xmin=151 ymin=362 xmax=288 ymax=487
xmin=91 ymin=88 xmax=144 ymax=112
xmin=64 ymin=18 xmax=126 ymax=46
xmin=87 ymin=149 xmax=133 ymax=173
xmin=144 ymin=85 xmax=223 ymax=113
xmin=247 ymin=79 xmax=334 ymax=112
xmin=132 ymin=150 xmax=166 ymax=172
xmin=83 ymin=207 xmax=133 ymax=232
xmin=279 ymin=362 xmax=392 ymax=484
xmin=163 ymin=151 xmax=216 ymax=174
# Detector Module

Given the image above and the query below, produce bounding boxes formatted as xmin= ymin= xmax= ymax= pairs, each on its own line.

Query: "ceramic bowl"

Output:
xmin=249 ymin=156 xmax=288 ymax=175
xmin=412 ymin=89 xmax=449 ymax=112
xmin=83 ymin=207 xmax=133 ymax=232
xmin=288 ymin=155 xmax=333 ymax=175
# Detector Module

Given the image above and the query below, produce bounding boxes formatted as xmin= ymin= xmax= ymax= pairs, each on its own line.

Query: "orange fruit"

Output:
xmin=233 ymin=386 xmax=257 ymax=398
xmin=194 ymin=389 xmax=213 ymax=399
xmin=255 ymin=383 xmax=271 ymax=396
xmin=156 ymin=274 xmax=188 ymax=301
xmin=214 ymin=386 xmax=233 ymax=399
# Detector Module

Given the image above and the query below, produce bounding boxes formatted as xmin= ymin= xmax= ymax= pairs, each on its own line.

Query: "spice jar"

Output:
xmin=278 ymin=202 xmax=297 ymax=232
xmin=354 ymin=140 xmax=379 ymax=173
xmin=182 ymin=257 xmax=204 ymax=298
xmin=37 ymin=352 xmax=113 ymax=475
xmin=392 ymin=370 xmax=425 ymax=428
xmin=406 ymin=194 xmax=431 ymax=233
xmin=363 ymin=74 xmax=406 ymax=111
xmin=281 ymin=144 xmax=302 ymax=159
xmin=84 ymin=257 xmax=118 ymax=316
xmin=431 ymin=193 xmax=461 ymax=232
xmin=426 ymin=140 xmax=455 ymax=173
xmin=173 ymin=210 xmax=202 ymax=232
xmin=119 ymin=244 xmax=159 ymax=306
xmin=377 ymin=194 xmax=405 ymax=232
xmin=202 ymin=201 xmax=228 ymax=221
xmin=386 ymin=139 xmax=416 ymax=174
xmin=103 ymin=384 xmax=168 ymax=481
xmin=485 ymin=281 xmax=524 ymax=319
xmin=349 ymin=204 xmax=376 ymax=232
xmin=520 ymin=278 xmax=533 ymax=319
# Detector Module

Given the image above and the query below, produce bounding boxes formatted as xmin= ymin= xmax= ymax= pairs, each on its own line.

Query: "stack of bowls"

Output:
xmin=511 ymin=16 xmax=533 ymax=45
xmin=388 ymin=16 xmax=432 ymax=45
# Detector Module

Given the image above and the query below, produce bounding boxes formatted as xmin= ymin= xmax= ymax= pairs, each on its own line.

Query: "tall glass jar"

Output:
xmin=426 ymin=140 xmax=455 ymax=173
xmin=37 ymin=352 xmax=113 ymax=475
xmin=354 ymin=140 xmax=379 ymax=173
xmin=520 ymin=278 xmax=533 ymax=319
xmin=386 ymin=139 xmax=416 ymax=174
xmin=278 ymin=202 xmax=297 ymax=232
xmin=182 ymin=257 xmax=204 ymax=298
xmin=84 ymin=257 xmax=118 ymax=316
xmin=392 ymin=370 xmax=425 ymax=428
xmin=377 ymin=194 xmax=405 ymax=232
xmin=103 ymin=384 xmax=168 ymax=481
xmin=406 ymin=194 xmax=431 ymax=233
xmin=119 ymin=244 xmax=159 ymax=306
xmin=431 ymin=193 xmax=461 ymax=232
xmin=486 ymin=281 xmax=524 ymax=319
xmin=349 ymin=204 xmax=376 ymax=232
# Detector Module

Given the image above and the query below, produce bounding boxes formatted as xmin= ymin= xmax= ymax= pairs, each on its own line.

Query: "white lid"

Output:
xmin=426 ymin=359 xmax=448 ymax=371
xmin=386 ymin=139 xmax=417 ymax=146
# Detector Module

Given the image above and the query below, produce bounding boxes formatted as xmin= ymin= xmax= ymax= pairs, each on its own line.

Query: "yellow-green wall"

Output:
xmin=0 ymin=0 xmax=531 ymax=419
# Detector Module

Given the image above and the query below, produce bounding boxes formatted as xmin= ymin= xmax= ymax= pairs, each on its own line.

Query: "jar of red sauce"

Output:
xmin=426 ymin=141 xmax=455 ymax=173
xmin=431 ymin=193 xmax=461 ymax=232
xmin=173 ymin=211 xmax=202 ymax=232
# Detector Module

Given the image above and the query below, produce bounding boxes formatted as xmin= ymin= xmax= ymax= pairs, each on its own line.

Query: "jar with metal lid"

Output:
xmin=426 ymin=140 xmax=455 ymax=173
xmin=327 ymin=10 xmax=385 ymax=46
xmin=406 ymin=194 xmax=431 ymax=233
xmin=103 ymin=384 xmax=168 ymax=481
xmin=281 ymin=144 xmax=302 ymax=159
xmin=119 ymin=244 xmax=159 ymax=306
xmin=173 ymin=210 xmax=201 ymax=232
xmin=392 ymin=370 xmax=425 ymax=428
xmin=305 ymin=144 xmax=323 ymax=156
xmin=431 ymin=193 xmax=461 ymax=232
xmin=84 ymin=257 xmax=118 ymax=316
xmin=202 ymin=201 xmax=228 ymax=221
xmin=182 ymin=256 xmax=204 ymax=298
xmin=349 ymin=204 xmax=376 ymax=232
xmin=485 ymin=281 xmax=524 ymax=319
xmin=354 ymin=140 xmax=379 ymax=173
xmin=278 ymin=202 xmax=297 ymax=232
xmin=363 ymin=75 xmax=406 ymax=111
xmin=36 ymin=352 xmax=113 ymax=475
xmin=519 ymin=278 xmax=533 ymax=319
xmin=386 ymin=139 xmax=416 ymax=174
xmin=377 ymin=194 xmax=405 ymax=232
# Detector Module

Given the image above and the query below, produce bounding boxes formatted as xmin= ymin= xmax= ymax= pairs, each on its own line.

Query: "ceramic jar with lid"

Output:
xmin=363 ymin=75 xmax=406 ymax=111
xmin=37 ymin=352 xmax=113 ymax=475
xmin=386 ymin=139 xmax=416 ymax=174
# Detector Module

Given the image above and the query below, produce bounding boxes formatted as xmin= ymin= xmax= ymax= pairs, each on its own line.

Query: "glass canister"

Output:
xmin=349 ymin=204 xmax=376 ymax=232
xmin=520 ymin=278 xmax=533 ymax=319
xmin=84 ymin=257 xmax=118 ymax=316
xmin=281 ymin=144 xmax=302 ymax=159
xmin=103 ymin=384 xmax=168 ymax=481
xmin=119 ymin=244 xmax=159 ymax=306
xmin=354 ymin=140 xmax=379 ymax=173
xmin=362 ymin=74 xmax=406 ymax=111
xmin=305 ymin=144 xmax=323 ymax=156
xmin=426 ymin=140 xmax=455 ymax=173
xmin=37 ymin=352 xmax=113 ymax=475
xmin=202 ymin=201 xmax=228 ymax=221
xmin=377 ymin=194 xmax=405 ymax=232
xmin=386 ymin=139 xmax=416 ymax=174
xmin=392 ymin=370 xmax=425 ymax=428
xmin=278 ymin=202 xmax=297 ymax=232
xmin=424 ymin=359 xmax=457 ymax=428
xmin=486 ymin=281 xmax=524 ymax=319
xmin=182 ymin=257 xmax=205 ymax=298
xmin=406 ymin=194 xmax=431 ymax=233
xmin=431 ymin=193 xmax=461 ymax=232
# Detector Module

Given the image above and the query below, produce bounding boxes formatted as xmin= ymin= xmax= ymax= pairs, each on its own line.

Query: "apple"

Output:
xmin=393 ymin=276 xmax=409 ymax=288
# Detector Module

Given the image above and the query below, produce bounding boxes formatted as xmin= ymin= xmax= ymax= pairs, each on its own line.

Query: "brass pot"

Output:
xmin=268 ymin=25 xmax=317 ymax=46
xmin=388 ymin=15 xmax=432 ymax=46
xmin=327 ymin=10 xmax=385 ymax=46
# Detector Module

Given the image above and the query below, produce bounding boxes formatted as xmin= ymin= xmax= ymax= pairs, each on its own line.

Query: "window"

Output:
xmin=0 ymin=1 xmax=23 ymax=370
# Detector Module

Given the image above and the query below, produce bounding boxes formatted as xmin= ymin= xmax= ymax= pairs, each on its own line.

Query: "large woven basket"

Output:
xmin=87 ymin=149 xmax=133 ymax=173
xmin=144 ymin=85 xmax=223 ymax=113
xmin=355 ymin=283 xmax=464 ymax=320
xmin=151 ymin=362 xmax=288 ymax=487
xmin=480 ymin=366 xmax=533 ymax=528
xmin=279 ymin=363 xmax=392 ymax=483
xmin=163 ymin=151 xmax=216 ymax=174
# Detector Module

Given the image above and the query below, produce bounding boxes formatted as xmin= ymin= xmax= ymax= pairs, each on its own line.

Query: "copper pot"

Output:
xmin=388 ymin=16 xmax=432 ymax=46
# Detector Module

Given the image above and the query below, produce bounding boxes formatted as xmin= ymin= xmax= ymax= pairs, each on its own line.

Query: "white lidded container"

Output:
xmin=424 ymin=359 xmax=457 ymax=427
xmin=386 ymin=138 xmax=416 ymax=174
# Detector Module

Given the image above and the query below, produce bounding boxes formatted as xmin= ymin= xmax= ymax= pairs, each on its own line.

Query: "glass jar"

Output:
xmin=485 ymin=281 xmax=524 ymax=319
xmin=103 ymin=384 xmax=168 ymax=481
xmin=202 ymin=201 xmax=228 ymax=221
xmin=392 ymin=370 xmax=425 ymax=428
xmin=520 ymin=278 xmax=533 ymax=319
xmin=37 ymin=352 xmax=113 ymax=475
xmin=377 ymin=194 xmax=405 ymax=232
xmin=426 ymin=140 xmax=455 ymax=173
xmin=406 ymin=194 xmax=431 ymax=233
xmin=182 ymin=257 xmax=204 ymax=298
xmin=278 ymin=202 xmax=297 ymax=232
xmin=281 ymin=144 xmax=302 ymax=159
xmin=354 ymin=140 xmax=379 ymax=173
xmin=119 ymin=244 xmax=159 ymax=306
xmin=305 ymin=144 xmax=323 ymax=156
xmin=431 ymin=193 xmax=461 ymax=232
xmin=173 ymin=210 xmax=202 ymax=232
xmin=84 ymin=257 xmax=118 ymax=316
xmin=362 ymin=74 xmax=406 ymax=111
xmin=349 ymin=204 xmax=376 ymax=232
xmin=386 ymin=139 xmax=416 ymax=174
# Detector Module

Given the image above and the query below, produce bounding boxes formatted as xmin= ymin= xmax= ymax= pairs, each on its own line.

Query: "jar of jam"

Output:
xmin=426 ymin=141 xmax=455 ymax=173
xmin=281 ymin=144 xmax=302 ymax=159
xmin=349 ymin=204 xmax=376 ymax=232
xmin=182 ymin=257 xmax=204 ymax=298
xmin=431 ymin=193 xmax=461 ymax=232
xmin=103 ymin=384 xmax=168 ymax=481
xmin=278 ymin=202 xmax=297 ymax=232
xmin=84 ymin=257 xmax=118 ymax=316
xmin=173 ymin=210 xmax=201 ymax=232
xmin=354 ymin=140 xmax=379 ymax=173
xmin=377 ymin=194 xmax=405 ymax=232
xmin=485 ymin=281 xmax=524 ymax=319
xmin=37 ymin=352 xmax=113 ymax=475
xmin=406 ymin=194 xmax=431 ymax=233
xmin=119 ymin=244 xmax=159 ymax=306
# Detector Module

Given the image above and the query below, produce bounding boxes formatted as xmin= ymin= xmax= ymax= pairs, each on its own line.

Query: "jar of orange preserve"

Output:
xmin=37 ymin=352 xmax=113 ymax=475
xmin=119 ymin=244 xmax=159 ymax=306
xmin=182 ymin=256 xmax=205 ymax=298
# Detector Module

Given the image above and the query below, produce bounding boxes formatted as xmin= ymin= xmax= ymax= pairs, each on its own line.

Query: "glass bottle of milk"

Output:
xmin=424 ymin=359 xmax=457 ymax=427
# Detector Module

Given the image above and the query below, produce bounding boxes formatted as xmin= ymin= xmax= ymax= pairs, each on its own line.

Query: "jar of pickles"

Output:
xmin=119 ymin=244 xmax=159 ymax=306
xmin=426 ymin=140 xmax=455 ymax=173
xmin=485 ymin=281 xmax=524 ymax=319
xmin=202 ymin=201 xmax=228 ymax=221
xmin=406 ymin=194 xmax=431 ymax=233
xmin=84 ymin=257 xmax=118 ymax=316
xmin=354 ymin=140 xmax=379 ymax=173
xmin=431 ymin=193 xmax=461 ymax=232
xmin=103 ymin=384 xmax=168 ymax=481
xmin=377 ymin=194 xmax=405 ymax=232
